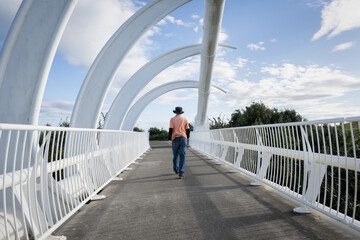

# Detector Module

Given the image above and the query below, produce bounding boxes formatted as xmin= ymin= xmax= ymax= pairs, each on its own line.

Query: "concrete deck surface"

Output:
xmin=54 ymin=141 xmax=355 ymax=239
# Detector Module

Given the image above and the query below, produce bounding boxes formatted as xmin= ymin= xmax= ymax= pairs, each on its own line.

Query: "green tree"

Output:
xmin=58 ymin=117 xmax=70 ymax=127
xmin=133 ymin=127 xmax=144 ymax=132
xmin=209 ymin=114 xmax=229 ymax=129
xmin=148 ymin=127 xmax=168 ymax=141
xmin=228 ymin=102 xmax=305 ymax=127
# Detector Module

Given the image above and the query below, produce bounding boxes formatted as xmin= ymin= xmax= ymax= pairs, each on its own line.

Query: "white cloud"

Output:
xmin=59 ymin=0 xmax=142 ymax=68
xmin=134 ymin=1 xmax=147 ymax=7
xmin=305 ymin=0 xmax=328 ymax=8
xmin=191 ymin=14 xmax=200 ymax=19
xmin=213 ymin=60 xmax=237 ymax=80
xmin=157 ymin=18 xmax=167 ymax=26
xmin=164 ymin=15 xmax=185 ymax=26
xmin=234 ymin=57 xmax=248 ymax=68
xmin=247 ymin=41 xmax=266 ymax=51
xmin=154 ymin=89 xmax=197 ymax=105
xmin=218 ymin=29 xmax=229 ymax=43
xmin=59 ymin=0 xmax=158 ymax=107
xmin=40 ymin=99 xmax=74 ymax=119
xmin=332 ymin=41 xmax=354 ymax=51
xmin=157 ymin=15 xmax=191 ymax=27
xmin=199 ymin=18 xmax=204 ymax=26
xmin=312 ymin=0 xmax=360 ymax=40
xmin=271 ymin=38 xmax=278 ymax=42
xmin=221 ymin=63 xmax=360 ymax=119
xmin=194 ymin=26 xmax=199 ymax=33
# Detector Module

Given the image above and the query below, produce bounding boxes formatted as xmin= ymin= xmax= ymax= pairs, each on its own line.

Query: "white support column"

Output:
xmin=195 ymin=0 xmax=226 ymax=129
xmin=70 ymin=0 xmax=192 ymax=129
xmin=0 ymin=0 xmax=77 ymax=125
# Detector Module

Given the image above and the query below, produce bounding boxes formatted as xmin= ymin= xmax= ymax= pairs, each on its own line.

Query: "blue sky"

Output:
xmin=0 ymin=0 xmax=359 ymax=130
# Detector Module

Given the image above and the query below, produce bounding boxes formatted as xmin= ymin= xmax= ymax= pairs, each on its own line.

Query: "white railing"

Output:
xmin=190 ymin=117 xmax=360 ymax=231
xmin=0 ymin=124 xmax=150 ymax=240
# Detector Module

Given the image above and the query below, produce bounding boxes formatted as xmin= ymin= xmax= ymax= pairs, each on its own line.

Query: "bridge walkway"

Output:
xmin=54 ymin=141 xmax=354 ymax=239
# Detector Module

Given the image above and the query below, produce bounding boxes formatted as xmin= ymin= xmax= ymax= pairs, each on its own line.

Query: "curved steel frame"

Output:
xmin=121 ymin=80 xmax=226 ymax=131
xmin=0 ymin=0 xmax=77 ymax=125
xmin=104 ymin=44 xmax=201 ymax=130
xmin=105 ymin=44 xmax=232 ymax=130
xmin=70 ymin=0 xmax=191 ymax=128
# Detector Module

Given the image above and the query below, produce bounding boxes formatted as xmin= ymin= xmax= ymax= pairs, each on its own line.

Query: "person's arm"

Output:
xmin=168 ymin=128 xmax=173 ymax=146
xmin=185 ymin=119 xmax=190 ymax=140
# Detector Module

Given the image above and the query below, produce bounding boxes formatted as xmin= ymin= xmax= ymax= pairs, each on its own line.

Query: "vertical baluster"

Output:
xmin=295 ymin=125 xmax=301 ymax=196
xmin=321 ymin=124 xmax=328 ymax=209
xmin=19 ymin=130 xmax=30 ymax=240
xmin=251 ymin=128 xmax=256 ymax=173
xmin=291 ymin=125 xmax=296 ymax=194
xmin=341 ymin=122 xmax=349 ymax=219
xmin=42 ymin=130 xmax=53 ymax=230
xmin=350 ymin=121 xmax=358 ymax=223
xmin=316 ymin=124 xmax=322 ymax=206
xmin=33 ymin=130 xmax=44 ymax=237
xmin=59 ymin=130 xmax=70 ymax=214
xmin=26 ymin=131 xmax=36 ymax=237
xmin=285 ymin=126 xmax=290 ymax=189
xmin=270 ymin=127 xmax=276 ymax=183
xmin=11 ymin=130 xmax=20 ymax=239
xmin=334 ymin=123 xmax=341 ymax=216
xmin=261 ymin=127 xmax=271 ymax=179
xmin=327 ymin=124 xmax=334 ymax=213
xmin=277 ymin=126 xmax=282 ymax=186
xmin=50 ymin=130 xmax=59 ymax=223
xmin=280 ymin=126 xmax=286 ymax=187
xmin=73 ymin=131 xmax=82 ymax=203
xmin=79 ymin=131 xmax=87 ymax=201
xmin=3 ymin=130 xmax=11 ymax=239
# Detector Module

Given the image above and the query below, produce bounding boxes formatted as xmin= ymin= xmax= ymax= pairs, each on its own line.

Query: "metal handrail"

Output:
xmin=190 ymin=116 xmax=360 ymax=231
xmin=0 ymin=124 xmax=150 ymax=239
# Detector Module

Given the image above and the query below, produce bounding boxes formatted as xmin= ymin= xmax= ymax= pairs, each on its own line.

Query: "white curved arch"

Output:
xmin=104 ymin=44 xmax=233 ymax=130
xmin=70 ymin=0 xmax=191 ymax=128
xmin=104 ymin=44 xmax=202 ymax=130
xmin=121 ymin=80 xmax=226 ymax=131
xmin=0 ymin=0 xmax=77 ymax=125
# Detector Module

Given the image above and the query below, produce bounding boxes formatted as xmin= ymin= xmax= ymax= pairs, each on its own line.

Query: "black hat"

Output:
xmin=173 ymin=106 xmax=184 ymax=114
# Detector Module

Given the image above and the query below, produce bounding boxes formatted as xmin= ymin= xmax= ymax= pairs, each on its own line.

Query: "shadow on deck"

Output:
xmin=54 ymin=141 xmax=354 ymax=239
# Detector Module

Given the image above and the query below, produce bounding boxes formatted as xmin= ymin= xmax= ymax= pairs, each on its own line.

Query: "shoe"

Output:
xmin=178 ymin=174 xmax=184 ymax=179
xmin=174 ymin=170 xmax=178 ymax=175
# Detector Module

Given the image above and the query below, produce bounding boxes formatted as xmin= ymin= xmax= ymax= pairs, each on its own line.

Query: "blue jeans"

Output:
xmin=172 ymin=136 xmax=187 ymax=174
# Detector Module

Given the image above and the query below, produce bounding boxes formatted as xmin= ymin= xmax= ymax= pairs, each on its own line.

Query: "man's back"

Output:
xmin=169 ymin=114 xmax=188 ymax=140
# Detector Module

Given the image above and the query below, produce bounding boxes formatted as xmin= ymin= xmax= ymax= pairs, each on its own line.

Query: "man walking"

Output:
xmin=168 ymin=106 xmax=190 ymax=179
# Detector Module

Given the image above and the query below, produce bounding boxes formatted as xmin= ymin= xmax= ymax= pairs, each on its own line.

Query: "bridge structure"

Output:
xmin=0 ymin=0 xmax=359 ymax=239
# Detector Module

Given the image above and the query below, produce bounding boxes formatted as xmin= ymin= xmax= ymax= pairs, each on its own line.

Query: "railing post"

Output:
xmin=230 ymin=130 xmax=244 ymax=172
xmin=293 ymin=126 xmax=327 ymax=214
xmin=251 ymin=128 xmax=272 ymax=186
xmin=215 ymin=132 xmax=227 ymax=165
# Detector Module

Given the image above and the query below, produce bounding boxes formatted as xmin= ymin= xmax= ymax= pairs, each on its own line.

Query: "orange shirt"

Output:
xmin=169 ymin=114 xmax=189 ymax=140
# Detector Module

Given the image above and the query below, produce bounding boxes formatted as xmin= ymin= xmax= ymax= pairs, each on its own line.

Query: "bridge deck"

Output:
xmin=54 ymin=141 xmax=354 ymax=239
